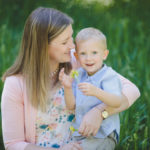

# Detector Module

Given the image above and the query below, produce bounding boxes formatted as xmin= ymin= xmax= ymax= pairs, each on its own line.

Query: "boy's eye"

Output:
xmin=92 ymin=51 xmax=97 ymax=54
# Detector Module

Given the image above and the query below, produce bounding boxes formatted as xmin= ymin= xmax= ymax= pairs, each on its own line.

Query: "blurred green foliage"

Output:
xmin=0 ymin=0 xmax=150 ymax=149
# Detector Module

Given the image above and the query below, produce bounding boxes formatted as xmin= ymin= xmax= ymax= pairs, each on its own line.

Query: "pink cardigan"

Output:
xmin=1 ymin=74 xmax=140 ymax=150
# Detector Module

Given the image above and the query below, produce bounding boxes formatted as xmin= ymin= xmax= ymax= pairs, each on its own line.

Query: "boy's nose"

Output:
xmin=85 ymin=55 xmax=91 ymax=61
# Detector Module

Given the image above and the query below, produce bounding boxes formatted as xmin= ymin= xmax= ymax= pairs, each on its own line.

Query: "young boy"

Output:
xmin=59 ymin=27 xmax=122 ymax=150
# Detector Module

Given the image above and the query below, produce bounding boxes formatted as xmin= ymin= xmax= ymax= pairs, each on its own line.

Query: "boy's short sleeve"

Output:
xmin=101 ymin=71 xmax=122 ymax=96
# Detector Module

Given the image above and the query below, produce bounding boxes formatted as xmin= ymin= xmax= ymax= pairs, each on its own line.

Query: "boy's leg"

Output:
xmin=73 ymin=131 xmax=117 ymax=150
xmin=95 ymin=132 xmax=117 ymax=150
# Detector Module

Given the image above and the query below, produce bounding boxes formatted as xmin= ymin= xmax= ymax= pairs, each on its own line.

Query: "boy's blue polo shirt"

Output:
xmin=72 ymin=64 xmax=122 ymax=138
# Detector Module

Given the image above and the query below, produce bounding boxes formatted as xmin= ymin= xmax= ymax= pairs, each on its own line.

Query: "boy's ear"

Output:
xmin=103 ymin=49 xmax=109 ymax=60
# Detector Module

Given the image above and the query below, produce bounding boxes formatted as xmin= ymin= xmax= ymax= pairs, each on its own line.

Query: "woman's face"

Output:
xmin=48 ymin=25 xmax=75 ymax=64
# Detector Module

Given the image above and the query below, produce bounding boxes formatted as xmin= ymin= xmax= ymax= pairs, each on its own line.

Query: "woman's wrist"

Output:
xmin=94 ymin=103 xmax=108 ymax=120
xmin=95 ymin=103 xmax=106 ymax=111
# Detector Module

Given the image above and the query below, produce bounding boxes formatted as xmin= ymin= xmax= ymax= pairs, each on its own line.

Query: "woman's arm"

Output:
xmin=1 ymin=76 xmax=29 ymax=150
xmin=117 ymin=73 xmax=140 ymax=107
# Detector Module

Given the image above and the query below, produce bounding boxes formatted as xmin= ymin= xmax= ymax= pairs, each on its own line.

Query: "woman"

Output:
xmin=1 ymin=7 xmax=140 ymax=150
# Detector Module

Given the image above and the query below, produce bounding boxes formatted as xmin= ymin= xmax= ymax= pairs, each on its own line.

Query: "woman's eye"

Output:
xmin=80 ymin=52 xmax=85 ymax=55
xmin=62 ymin=42 xmax=67 ymax=45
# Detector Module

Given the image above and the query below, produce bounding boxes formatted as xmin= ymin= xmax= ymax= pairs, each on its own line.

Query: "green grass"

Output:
xmin=0 ymin=1 xmax=150 ymax=149
xmin=0 ymin=24 xmax=22 ymax=150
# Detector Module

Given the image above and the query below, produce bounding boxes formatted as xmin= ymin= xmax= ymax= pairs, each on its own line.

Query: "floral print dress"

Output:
xmin=35 ymin=86 xmax=75 ymax=148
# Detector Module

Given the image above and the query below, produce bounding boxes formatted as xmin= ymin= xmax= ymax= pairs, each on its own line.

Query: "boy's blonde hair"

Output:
xmin=75 ymin=27 xmax=107 ymax=50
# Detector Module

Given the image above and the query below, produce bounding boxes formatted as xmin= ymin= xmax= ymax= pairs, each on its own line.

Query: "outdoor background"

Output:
xmin=0 ymin=0 xmax=149 ymax=149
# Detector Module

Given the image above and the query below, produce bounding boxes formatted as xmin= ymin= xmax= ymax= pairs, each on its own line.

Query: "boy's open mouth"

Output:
xmin=86 ymin=64 xmax=94 ymax=66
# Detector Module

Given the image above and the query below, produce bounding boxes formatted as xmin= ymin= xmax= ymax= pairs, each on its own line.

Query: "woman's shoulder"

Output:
xmin=4 ymin=74 xmax=25 ymax=90
xmin=2 ymin=74 xmax=27 ymax=110
xmin=5 ymin=74 xmax=23 ymax=82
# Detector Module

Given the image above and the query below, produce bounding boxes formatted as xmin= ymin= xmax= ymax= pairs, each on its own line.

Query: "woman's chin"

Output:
xmin=61 ymin=56 xmax=71 ymax=63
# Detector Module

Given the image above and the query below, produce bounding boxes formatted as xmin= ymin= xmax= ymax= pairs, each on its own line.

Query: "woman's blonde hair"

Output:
xmin=2 ymin=7 xmax=73 ymax=110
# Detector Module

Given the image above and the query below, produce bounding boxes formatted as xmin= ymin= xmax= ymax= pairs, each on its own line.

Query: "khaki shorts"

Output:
xmin=73 ymin=131 xmax=117 ymax=150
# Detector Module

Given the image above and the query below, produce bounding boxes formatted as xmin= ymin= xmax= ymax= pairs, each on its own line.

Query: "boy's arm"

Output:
xmin=78 ymin=73 xmax=122 ymax=108
xmin=96 ymin=74 xmax=140 ymax=115
xmin=78 ymin=82 xmax=121 ymax=108
xmin=64 ymin=87 xmax=76 ymax=110
xmin=93 ymin=87 xmax=122 ymax=108
xmin=59 ymin=68 xmax=75 ymax=110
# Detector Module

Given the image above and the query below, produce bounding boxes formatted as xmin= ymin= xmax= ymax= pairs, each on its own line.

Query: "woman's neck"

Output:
xmin=49 ymin=62 xmax=59 ymax=80
xmin=49 ymin=61 xmax=59 ymax=73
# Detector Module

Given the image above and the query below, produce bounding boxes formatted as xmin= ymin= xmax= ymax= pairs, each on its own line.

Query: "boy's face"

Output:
xmin=76 ymin=39 xmax=109 ymax=76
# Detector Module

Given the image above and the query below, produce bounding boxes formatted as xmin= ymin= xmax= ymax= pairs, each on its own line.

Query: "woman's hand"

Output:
xmin=78 ymin=107 xmax=103 ymax=137
xmin=59 ymin=68 xmax=73 ymax=88
xmin=59 ymin=142 xmax=82 ymax=150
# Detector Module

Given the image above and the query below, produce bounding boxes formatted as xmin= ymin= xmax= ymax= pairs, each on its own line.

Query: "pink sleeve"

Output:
xmin=117 ymin=73 xmax=140 ymax=106
xmin=1 ymin=76 xmax=29 ymax=150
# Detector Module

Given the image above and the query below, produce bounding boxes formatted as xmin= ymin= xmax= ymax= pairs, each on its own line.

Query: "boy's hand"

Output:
xmin=59 ymin=68 xmax=73 ymax=88
xmin=78 ymin=82 xmax=97 ymax=96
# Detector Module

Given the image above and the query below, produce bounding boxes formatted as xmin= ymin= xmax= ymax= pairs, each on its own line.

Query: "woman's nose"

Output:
xmin=69 ymin=43 xmax=75 ymax=49
xmin=68 ymin=38 xmax=75 ymax=49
